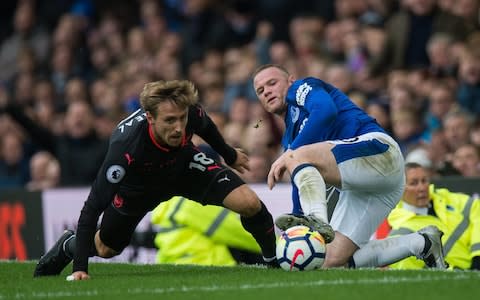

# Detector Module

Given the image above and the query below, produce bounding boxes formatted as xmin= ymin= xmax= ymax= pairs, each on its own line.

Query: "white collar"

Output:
xmin=402 ymin=201 xmax=429 ymax=215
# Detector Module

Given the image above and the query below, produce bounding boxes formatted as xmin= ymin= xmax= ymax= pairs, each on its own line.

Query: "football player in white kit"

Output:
xmin=253 ymin=64 xmax=447 ymax=269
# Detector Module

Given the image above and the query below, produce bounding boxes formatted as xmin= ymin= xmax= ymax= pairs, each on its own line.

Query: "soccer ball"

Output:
xmin=276 ymin=225 xmax=326 ymax=271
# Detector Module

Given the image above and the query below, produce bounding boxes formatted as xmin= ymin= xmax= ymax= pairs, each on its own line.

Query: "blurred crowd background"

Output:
xmin=1 ymin=0 xmax=480 ymax=191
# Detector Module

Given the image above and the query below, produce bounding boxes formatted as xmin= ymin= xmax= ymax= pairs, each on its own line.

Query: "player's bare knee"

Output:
xmin=239 ymin=196 xmax=261 ymax=217
xmin=94 ymin=231 xmax=119 ymax=258
xmin=95 ymin=238 xmax=119 ymax=258
xmin=95 ymin=245 xmax=116 ymax=258
xmin=223 ymin=185 xmax=261 ymax=217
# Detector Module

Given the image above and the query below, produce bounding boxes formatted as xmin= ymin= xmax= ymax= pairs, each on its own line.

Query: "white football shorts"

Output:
xmin=328 ymin=132 xmax=405 ymax=247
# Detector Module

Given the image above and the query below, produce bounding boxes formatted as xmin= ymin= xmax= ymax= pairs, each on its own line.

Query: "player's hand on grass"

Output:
xmin=66 ymin=271 xmax=90 ymax=281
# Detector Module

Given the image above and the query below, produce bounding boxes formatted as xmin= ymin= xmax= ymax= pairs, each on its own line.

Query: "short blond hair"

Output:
xmin=252 ymin=64 xmax=290 ymax=79
xmin=140 ymin=80 xmax=199 ymax=117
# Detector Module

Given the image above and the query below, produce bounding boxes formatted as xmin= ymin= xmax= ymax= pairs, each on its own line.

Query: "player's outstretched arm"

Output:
xmin=267 ymin=150 xmax=292 ymax=189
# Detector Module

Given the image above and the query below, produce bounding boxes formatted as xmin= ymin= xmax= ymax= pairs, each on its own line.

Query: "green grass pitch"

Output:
xmin=1 ymin=261 xmax=479 ymax=300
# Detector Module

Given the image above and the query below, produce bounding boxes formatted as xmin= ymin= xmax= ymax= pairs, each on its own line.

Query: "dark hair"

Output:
xmin=405 ymin=162 xmax=424 ymax=170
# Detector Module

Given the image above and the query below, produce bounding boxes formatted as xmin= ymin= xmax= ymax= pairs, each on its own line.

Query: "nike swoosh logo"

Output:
xmin=290 ymin=248 xmax=304 ymax=270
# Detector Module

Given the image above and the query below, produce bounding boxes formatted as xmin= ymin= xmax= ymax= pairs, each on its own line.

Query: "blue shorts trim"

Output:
xmin=331 ymin=139 xmax=389 ymax=164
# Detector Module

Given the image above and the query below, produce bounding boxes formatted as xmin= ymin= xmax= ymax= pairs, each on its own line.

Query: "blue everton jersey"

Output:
xmin=282 ymin=77 xmax=385 ymax=150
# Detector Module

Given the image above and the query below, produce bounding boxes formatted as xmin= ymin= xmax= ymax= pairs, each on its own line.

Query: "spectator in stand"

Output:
xmin=151 ymin=37 xmax=182 ymax=81
xmin=424 ymin=81 xmax=459 ymax=137
xmin=358 ymin=9 xmax=387 ymax=59
xmin=11 ymin=71 xmax=35 ymax=110
xmin=1 ymin=100 xmax=108 ymax=186
xmin=390 ymin=109 xmax=427 ymax=156
xmin=32 ymin=79 xmax=59 ymax=127
xmin=0 ymin=132 xmax=31 ymax=188
xmin=49 ymin=43 xmax=78 ymax=97
xmin=406 ymin=68 xmax=436 ymax=106
xmin=94 ymin=109 xmax=124 ymax=141
xmin=268 ymin=41 xmax=294 ymax=67
xmin=303 ymin=58 xmax=328 ymax=79
xmin=450 ymin=0 xmax=480 ymax=32
xmin=388 ymin=84 xmax=419 ymax=113
xmin=26 ymin=151 xmax=60 ymax=191
xmin=451 ymin=143 xmax=480 ymax=177
xmin=64 ymin=78 xmax=90 ymax=104
xmin=91 ymin=13 xmax=126 ymax=65
xmin=89 ymin=79 xmax=123 ymax=118
xmin=366 ymin=100 xmax=391 ymax=134
xmin=0 ymin=1 xmax=50 ymax=82
xmin=470 ymin=119 xmax=480 ymax=147
xmin=87 ymin=41 xmax=113 ymax=81
xmin=52 ymin=14 xmax=84 ymax=56
xmin=324 ymin=64 xmax=355 ymax=95
xmin=457 ymin=46 xmax=480 ymax=115
xmin=443 ymin=110 xmax=474 ymax=155
xmin=368 ymin=0 xmax=470 ymax=76
xmin=426 ymin=33 xmax=458 ymax=78
xmin=206 ymin=0 xmax=259 ymax=52
xmin=288 ymin=13 xmax=325 ymax=66
xmin=178 ymin=0 xmax=223 ymax=73
xmin=223 ymin=46 xmax=258 ymax=110
xmin=388 ymin=162 xmax=480 ymax=270
xmin=11 ymin=46 xmax=39 ymax=84
xmin=321 ymin=20 xmax=347 ymax=64
xmin=226 ymin=96 xmax=251 ymax=126
xmin=138 ymin=0 xmax=167 ymax=47
xmin=427 ymin=130 xmax=460 ymax=176
xmin=201 ymin=82 xmax=225 ymax=112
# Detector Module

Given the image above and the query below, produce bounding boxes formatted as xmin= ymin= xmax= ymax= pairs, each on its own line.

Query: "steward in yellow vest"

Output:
xmin=151 ymin=196 xmax=262 ymax=266
xmin=388 ymin=163 xmax=480 ymax=270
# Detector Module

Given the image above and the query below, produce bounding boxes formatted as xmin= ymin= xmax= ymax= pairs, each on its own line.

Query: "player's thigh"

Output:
xmin=182 ymin=168 xmax=261 ymax=216
xmin=179 ymin=147 xmax=260 ymax=216
xmin=333 ymin=132 xmax=405 ymax=193
xmin=182 ymin=166 xmax=246 ymax=204
xmin=330 ymin=189 xmax=402 ymax=247
xmin=180 ymin=148 xmax=247 ymax=203
xmin=98 ymin=204 xmax=146 ymax=253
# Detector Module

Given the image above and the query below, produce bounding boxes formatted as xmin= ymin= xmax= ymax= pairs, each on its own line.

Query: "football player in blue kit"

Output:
xmin=34 ymin=80 xmax=278 ymax=280
xmin=253 ymin=64 xmax=447 ymax=269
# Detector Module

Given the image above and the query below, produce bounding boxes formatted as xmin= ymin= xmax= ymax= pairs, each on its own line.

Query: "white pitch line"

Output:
xmin=6 ymin=273 xmax=480 ymax=299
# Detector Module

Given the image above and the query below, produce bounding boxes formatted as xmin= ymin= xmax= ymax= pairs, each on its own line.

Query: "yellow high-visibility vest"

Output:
xmin=151 ymin=196 xmax=261 ymax=266
xmin=388 ymin=184 xmax=480 ymax=269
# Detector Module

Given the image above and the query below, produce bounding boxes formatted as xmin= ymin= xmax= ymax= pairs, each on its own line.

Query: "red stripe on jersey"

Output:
xmin=148 ymin=124 xmax=170 ymax=152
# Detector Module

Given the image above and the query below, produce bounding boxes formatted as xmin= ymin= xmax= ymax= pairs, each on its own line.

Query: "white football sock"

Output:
xmin=353 ymin=233 xmax=425 ymax=268
xmin=292 ymin=164 xmax=328 ymax=223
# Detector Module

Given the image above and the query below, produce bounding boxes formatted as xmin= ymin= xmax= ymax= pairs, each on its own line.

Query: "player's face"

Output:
xmin=147 ymin=100 xmax=188 ymax=147
xmin=403 ymin=167 xmax=431 ymax=208
xmin=254 ymin=67 xmax=293 ymax=115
